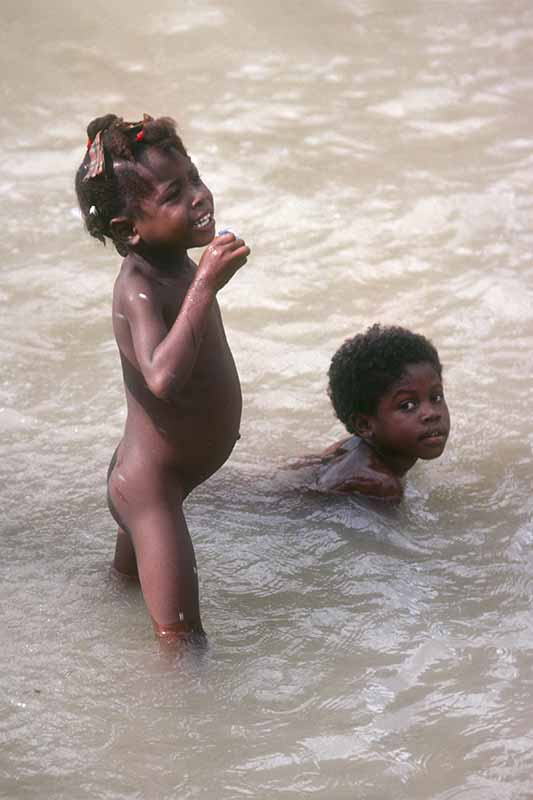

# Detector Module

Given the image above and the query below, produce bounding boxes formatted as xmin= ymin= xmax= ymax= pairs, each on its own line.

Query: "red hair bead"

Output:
xmin=135 ymin=130 xmax=145 ymax=142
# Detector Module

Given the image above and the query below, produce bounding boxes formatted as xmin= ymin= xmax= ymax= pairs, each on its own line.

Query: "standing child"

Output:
xmin=310 ymin=324 xmax=450 ymax=500
xmin=75 ymin=114 xmax=250 ymax=644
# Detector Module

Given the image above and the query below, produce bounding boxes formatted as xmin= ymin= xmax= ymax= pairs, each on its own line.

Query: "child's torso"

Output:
xmin=112 ymin=262 xmax=242 ymax=488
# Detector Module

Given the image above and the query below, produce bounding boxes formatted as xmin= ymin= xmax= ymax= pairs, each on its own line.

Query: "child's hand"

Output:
xmin=197 ymin=232 xmax=250 ymax=292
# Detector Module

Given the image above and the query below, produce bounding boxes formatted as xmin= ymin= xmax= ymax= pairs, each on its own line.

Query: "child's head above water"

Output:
xmin=75 ymin=113 xmax=205 ymax=257
xmin=328 ymin=324 xmax=449 ymax=464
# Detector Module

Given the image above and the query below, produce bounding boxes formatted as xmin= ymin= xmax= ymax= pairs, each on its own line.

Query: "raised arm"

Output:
xmin=123 ymin=233 xmax=249 ymax=400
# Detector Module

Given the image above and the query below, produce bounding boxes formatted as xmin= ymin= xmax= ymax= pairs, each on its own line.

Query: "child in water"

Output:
xmin=75 ymin=114 xmax=250 ymax=643
xmin=311 ymin=324 xmax=450 ymax=500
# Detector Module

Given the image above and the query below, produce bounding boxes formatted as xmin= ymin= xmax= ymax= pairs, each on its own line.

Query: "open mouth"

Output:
xmin=420 ymin=430 xmax=447 ymax=443
xmin=192 ymin=212 xmax=214 ymax=230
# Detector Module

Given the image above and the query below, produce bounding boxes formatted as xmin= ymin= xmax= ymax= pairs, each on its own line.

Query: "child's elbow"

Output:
xmin=146 ymin=369 xmax=179 ymax=401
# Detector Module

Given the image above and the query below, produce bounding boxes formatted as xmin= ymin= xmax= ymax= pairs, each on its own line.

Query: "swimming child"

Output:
xmin=75 ymin=114 xmax=250 ymax=644
xmin=311 ymin=324 xmax=450 ymax=500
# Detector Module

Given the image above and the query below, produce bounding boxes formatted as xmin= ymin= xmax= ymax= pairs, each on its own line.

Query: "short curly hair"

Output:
xmin=328 ymin=324 xmax=442 ymax=433
xmin=75 ymin=113 xmax=187 ymax=256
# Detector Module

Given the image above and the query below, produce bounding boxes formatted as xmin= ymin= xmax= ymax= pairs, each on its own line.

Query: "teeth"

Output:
xmin=193 ymin=213 xmax=211 ymax=228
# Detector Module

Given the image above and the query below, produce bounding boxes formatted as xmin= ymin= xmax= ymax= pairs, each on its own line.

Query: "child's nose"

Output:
xmin=421 ymin=404 xmax=440 ymax=422
xmin=191 ymin=185 xmax=209 ymax=208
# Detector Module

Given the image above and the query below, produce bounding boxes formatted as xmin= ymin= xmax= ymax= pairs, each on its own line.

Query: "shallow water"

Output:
xmin=2 ymin=0 xmax=533 ymax=797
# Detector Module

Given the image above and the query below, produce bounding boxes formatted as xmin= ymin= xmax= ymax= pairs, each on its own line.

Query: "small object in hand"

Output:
xmin=218 ymin=227 xmax=240 ymax=239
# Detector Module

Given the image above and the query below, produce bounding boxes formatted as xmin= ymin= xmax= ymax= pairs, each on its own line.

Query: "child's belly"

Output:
xmin=121 ymin=374 xmax=242 ymax=492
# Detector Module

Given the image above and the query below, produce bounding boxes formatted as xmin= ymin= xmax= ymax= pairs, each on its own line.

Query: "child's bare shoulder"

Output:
xmin=315 ymin=437 xmax=402 ymax=500
xmin=319 ymin=435 xmax=360 ymax=461
xmin=115 ymin=257 xmax=152 ymax=296
xmin=113 ymin=258 xmax=169 ymax=321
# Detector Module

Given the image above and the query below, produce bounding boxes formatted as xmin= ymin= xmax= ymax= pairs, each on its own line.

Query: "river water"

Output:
xmin=2 ymin=1 xmax=533 ymax=798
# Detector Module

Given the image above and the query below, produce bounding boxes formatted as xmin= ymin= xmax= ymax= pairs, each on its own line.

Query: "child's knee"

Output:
xmin=113 ymin=528 xmax=138 ymax=578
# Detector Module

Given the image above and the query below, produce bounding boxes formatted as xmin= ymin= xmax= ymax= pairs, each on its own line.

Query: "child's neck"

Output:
xmin=133 ymin=243 xmax=191 ymax=274
xmin=364 ymin=439 xmax=417 ymax=477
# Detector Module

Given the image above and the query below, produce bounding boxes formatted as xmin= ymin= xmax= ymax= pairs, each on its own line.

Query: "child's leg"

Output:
xmin=113 ymin=527 xmax=139 ymax=579
xmin=108 ymin=453 xmax=204 ymax=642
xmin=128 ymin=501 xmax=205 ymax=641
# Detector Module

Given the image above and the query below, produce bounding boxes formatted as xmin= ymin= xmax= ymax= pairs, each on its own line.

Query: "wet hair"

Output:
xmin=328 ymin=324 xmax=442 ymax=432
xmin=75 ymin=114 xmax=187 ymax=256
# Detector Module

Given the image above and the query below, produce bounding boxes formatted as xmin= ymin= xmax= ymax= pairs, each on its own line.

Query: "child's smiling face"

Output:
xmin=364 ymin=361 xmax=450 ymax=467
xmin=132 ymin=147 xmax=215 ymax=253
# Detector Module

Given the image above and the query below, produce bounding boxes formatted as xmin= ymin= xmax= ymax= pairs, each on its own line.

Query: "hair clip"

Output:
xmin=84 ymin=131 xmax=105 ymax=181
xmin=89 ymin=205 xmax=98 ymax=217
xmin=135 ymin=130 xmax=145 ymax=142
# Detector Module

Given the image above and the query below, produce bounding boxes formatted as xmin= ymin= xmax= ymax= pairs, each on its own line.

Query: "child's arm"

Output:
xmin=315 ymin=465 xmax=402 ymax=500
xmin=123 ymin=233 xmax=249 ymax=400
xmin=284 ymin=436 xmax=355 ymax=470
xmin=315 ymin=441 xmax=403 ymax=500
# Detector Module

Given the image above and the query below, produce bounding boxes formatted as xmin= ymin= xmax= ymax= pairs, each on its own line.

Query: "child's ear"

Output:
xmin=353 ymin=414 xmax=374 ymax=441
xmin=109 ymin=216 xmax=141 ymax=248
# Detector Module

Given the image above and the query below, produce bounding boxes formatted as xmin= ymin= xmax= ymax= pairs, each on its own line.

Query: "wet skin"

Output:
xmin=315 ymin=362 xmax=450 ymax=500
xmin=106 ymin=146 xmax=250 ymax=643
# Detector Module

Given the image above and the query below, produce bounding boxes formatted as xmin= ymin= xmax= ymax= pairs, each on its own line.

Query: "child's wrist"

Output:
xmin=193 ymin=270 xmax=219 ymax=297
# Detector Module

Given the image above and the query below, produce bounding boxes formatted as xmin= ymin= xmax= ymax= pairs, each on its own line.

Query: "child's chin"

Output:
xmin=419 ymin=445 xmax=447 ymax=460
xmin=193 ymin=222 xmax=216 ymax=245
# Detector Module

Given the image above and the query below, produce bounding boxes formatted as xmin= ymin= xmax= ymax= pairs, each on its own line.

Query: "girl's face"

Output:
xmin=363 ymin=362 xmax=450 ymax=471
xmin=132 ymin=147 xmax=215 ymax=254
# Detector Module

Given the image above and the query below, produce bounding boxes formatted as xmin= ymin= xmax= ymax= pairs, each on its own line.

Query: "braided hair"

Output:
xmin=75 ymin=114 xmax=187 ymax=256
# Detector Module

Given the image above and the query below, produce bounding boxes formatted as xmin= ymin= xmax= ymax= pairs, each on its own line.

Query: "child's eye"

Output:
xmin=165 ymin=186 xmax=183 ymax=203
xmin=432 ymin=392 xmax=444 ymax=403
xmin=399 ymin=400 xmax=417 ymax=411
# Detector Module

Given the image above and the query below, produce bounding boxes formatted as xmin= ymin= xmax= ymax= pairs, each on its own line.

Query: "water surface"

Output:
xmin=2 ymin=1 xmax=533 ymax=798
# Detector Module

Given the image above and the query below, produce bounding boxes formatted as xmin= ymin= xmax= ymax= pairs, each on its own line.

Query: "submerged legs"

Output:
xmin=108 ymin=466 xmax=205 ymax=643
